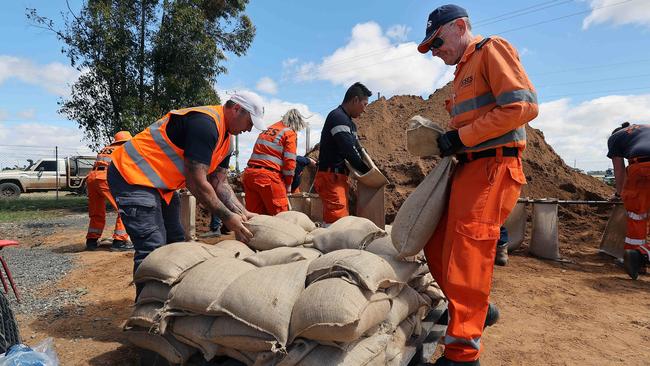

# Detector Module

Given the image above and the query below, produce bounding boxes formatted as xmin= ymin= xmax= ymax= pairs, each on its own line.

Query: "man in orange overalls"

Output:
xmin=86 ymin=131 xmax=133 ymax=251
xmin=242 ymin=109 xmax=307 ymax=215
xmin=608 ymin=122 xmax=650 ymax=280
xmin=417 ymin=5 xmax=538 ymax=365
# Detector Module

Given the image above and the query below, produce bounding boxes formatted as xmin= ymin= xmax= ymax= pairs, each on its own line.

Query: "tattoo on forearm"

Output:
xmin=186 ymin=159 xmax=233 ymax=220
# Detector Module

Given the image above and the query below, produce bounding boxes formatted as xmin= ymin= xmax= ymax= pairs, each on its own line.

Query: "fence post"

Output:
xmin=55 ymin=146 xmax=59 ymax=201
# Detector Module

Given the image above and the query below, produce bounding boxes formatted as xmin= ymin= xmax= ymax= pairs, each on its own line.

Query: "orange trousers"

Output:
xmin=621 ymin=161 xmax=650 ymax=257
xmin=242 ymin=168 xmax=289 ymax=215
xmin=424 ymin=155 xmax=525 ymax=362
xmin=314 ymin=171 xmax=349 ymax=224
xmin=86 ymin=171 xmax=128 ymax=241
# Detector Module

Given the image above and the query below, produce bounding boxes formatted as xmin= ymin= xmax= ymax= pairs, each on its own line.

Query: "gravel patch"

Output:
xmin=2 ymin=247 xmax=79 ymax=316
xmin=0 ymin=213 xmax=88 ymax=242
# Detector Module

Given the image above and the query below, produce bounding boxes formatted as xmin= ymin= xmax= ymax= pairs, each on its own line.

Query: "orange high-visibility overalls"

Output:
xmin=242 ymin=121 xmax=296 ymax=215
xmin=86 ymin=143 xmax=128 ymax=241
xmin=424 ymin=36 xmax=538 ymax=362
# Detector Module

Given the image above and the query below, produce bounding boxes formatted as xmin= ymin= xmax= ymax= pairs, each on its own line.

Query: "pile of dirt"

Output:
xmin=300 ymin=84 xmax=613 ymax=254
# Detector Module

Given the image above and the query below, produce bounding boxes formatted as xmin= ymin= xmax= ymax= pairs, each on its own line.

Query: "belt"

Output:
xmin=248 ymin=164 xmax=280 ymax=173
xmin=318 ymin=166 xmax=348 ymax=175
xmin=92 ymin=166 xmax=107 ymax=171
xmin=456 ymin=147 xmax=519 ymax=164
xmin=629 ymin=156 xmax=650 ymax=164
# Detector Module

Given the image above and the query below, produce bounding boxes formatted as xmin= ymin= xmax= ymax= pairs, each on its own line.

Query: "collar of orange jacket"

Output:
xmin=455 ymin=35 xmax=484 ymax=75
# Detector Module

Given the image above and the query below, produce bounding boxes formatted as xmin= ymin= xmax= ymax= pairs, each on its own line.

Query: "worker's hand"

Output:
xmin=437 ymin=130 xmax=465 ymax=157
xmin=243 ymin=210 xmax=257 ymax=220
xmin=608 ymin=192 xmax=621 ymax=202
xmin=223 ymin=213 xmax=253 ymax=243
xmin=308 ymin=158 xmax=317 ymax=167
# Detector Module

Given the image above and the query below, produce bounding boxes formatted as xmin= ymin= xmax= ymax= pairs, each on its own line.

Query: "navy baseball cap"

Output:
xmin=417 ymin=4 xmax=469 ymax=54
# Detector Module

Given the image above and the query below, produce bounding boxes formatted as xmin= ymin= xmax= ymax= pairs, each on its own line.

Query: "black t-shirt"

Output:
xmin=607 ymin=124 xmax=650 ymax=159
xmin=167 ymin=111 xmax=230 ymax=168
xmin=318 ymin=105 xmax=369 ymax=173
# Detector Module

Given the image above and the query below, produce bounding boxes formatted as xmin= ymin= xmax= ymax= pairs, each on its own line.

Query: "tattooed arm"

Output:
xmin=208 ymin=167 xmax=245 ymax=216
xmin=184 ymin=158 xmax=253 ymax=241
xmin=208 ymin=167 xmax=256 ymax=219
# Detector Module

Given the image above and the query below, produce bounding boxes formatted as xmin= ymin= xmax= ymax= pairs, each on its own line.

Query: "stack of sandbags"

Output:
xmin=124 ymin=240 xmax=257 ymax=363
xmin=124 ymin=213 xmax=445 ymax=366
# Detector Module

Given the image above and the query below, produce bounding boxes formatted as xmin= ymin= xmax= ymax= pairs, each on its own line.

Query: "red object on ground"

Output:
xmin=0 ymin=240 xmax=21 ymax=302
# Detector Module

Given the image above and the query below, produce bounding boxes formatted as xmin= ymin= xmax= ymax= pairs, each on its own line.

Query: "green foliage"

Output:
xmin=27 ymin=0 xmax=255 ymax=150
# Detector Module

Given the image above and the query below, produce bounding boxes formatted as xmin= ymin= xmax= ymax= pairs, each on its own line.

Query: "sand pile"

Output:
xmin=351 ymin=83 xmax=613 ymax=223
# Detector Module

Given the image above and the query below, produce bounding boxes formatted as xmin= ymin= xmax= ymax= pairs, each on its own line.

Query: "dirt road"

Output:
xmin=5 ymin=212 xmax=650 ymax=365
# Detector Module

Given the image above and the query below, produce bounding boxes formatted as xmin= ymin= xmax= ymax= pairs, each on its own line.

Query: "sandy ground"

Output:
xmin=7 ymin=212 xmax=650 ymax=365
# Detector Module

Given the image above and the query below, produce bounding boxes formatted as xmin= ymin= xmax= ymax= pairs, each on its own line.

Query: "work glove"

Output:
xmin=437 ymin=130 xmax=464 ymax=157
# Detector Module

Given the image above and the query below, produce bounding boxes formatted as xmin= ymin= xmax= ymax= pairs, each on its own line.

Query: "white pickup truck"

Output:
xmin=0 ymin=156 xmax=96 ymax=198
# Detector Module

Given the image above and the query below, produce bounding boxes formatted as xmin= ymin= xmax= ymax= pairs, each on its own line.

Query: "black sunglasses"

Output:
xmin=429 ymin=37 xmax=444 ymax=50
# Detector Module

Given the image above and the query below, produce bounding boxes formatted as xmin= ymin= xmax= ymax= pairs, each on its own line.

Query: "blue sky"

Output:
xmin=1 ymin=0 xmax=650 ymax=171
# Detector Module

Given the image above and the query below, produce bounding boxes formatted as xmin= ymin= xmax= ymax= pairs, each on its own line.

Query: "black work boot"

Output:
xmin=484 ymin=303 xmax=500 ymax=328
xmin=85 ymin=238 xmax=98 ymax=251
xmin=432 ymin=355 xmax=480 ymax=366
xmin=495 ymin=244 xmax=508 ymax=266
xmin=110 ymin=240 xmax=134 ymax=252
xmin=624 ymin=249 xmax=642 ymax=280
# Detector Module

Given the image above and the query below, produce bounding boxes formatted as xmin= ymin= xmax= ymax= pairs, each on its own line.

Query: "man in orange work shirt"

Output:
xmin=86 ymin=131 xmax=133 ymax=252
xmin=417 ymin=5 xmax=538 ymax=365
xmin=607 ymin=122 xmax=650 ymax=280
xmin=242 ymin=109 xmax=308 ymax=215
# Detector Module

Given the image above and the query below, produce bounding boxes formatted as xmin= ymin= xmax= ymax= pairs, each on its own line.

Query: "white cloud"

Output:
xmin=0 ymin=55 xmax=79 ymax=96
xmin=284 ymin=22 xmax=453 ymax=97
xmin=218 ymin=89 xmax=326 ymax=170
xmin=0 ymin=109 xmax=7 ymax=121
xmin=582 ymin=0 xmax=650 ymax=29
xmin=0 ymin=121 xmax=92 ymax=169
xmin=256 ymin=76 xmax=278 ymax=95
xmin=16 ymin=109 xmax=36 ymax=120
xmin=386 ymin=25 xmax=411 ymax=42
xmin=533 ymin=93 xmax=650 ymax=171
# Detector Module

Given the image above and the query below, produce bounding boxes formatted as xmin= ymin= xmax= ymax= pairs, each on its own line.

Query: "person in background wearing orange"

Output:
xmin=86 ymin=131 xmax=133 ymax=251
xmin=242 ymin=109 xmax=308 ymax=215
xmin=314 ymin=82 xmax=371 ymax=225
xmin=607 ymin=122 xmax=650 ymax=280
xmin=417 ymin=4 xmax=538 ymax=365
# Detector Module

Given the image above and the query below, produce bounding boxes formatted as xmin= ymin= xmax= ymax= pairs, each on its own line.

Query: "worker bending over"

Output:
xmin=86 ymin=131 xmax=133 ymax=252
xmin=291 ymin=156 xmax=317 ymax=193
xmin=607 ymin=122 xmax=650 ymax=279
xmin=108 ymin=92 xmax=263 ymax=296
xmin=315 ymin=82 xmax=371 ymax=224
xmin=242 ymin=109 xmax=307 ymax=214
xmin=417 ymin=4 xmax=538 ymax=365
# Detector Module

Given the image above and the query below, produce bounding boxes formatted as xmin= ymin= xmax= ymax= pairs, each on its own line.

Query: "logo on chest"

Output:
xmin=460 ymin=75 xmax=473 ymax=88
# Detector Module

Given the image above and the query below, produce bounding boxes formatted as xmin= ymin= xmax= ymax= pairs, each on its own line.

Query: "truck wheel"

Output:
xmin=0 ymin=292 xmax=20 ymax=353
xmin=0 ymin=183 xmax=20 ymax=199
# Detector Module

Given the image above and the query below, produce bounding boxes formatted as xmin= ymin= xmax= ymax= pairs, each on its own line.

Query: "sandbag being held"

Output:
xmin=406 ymin=116 xmax=445 ymax=157
xmin=244 ymin=215 xmax=308 ymax=250
xmin=391 ymin=157 xmax=455 ymax=258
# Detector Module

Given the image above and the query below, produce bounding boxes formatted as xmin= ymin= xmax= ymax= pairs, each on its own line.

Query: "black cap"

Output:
xmin=417 ymin=4 xmax=469 ymax=54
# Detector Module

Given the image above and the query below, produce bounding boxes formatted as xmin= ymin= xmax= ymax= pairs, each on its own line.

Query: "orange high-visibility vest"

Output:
xmin=247 ymin=121 xmax=297 ymax=186
xmin=447 ymin=36 xmax=538 ymax=153
xmin=111 ymin=106 xmax=231 ymax=203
